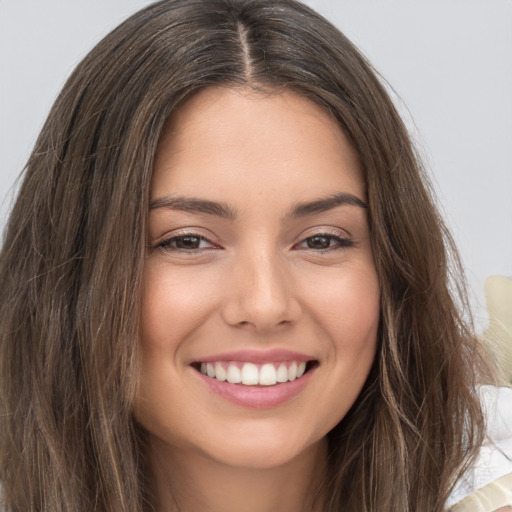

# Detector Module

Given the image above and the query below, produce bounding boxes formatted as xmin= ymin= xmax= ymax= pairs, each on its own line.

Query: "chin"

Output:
xmin=202 ymin=442 xmax=317 ymax=471
xmin=190 ymin=418 xmax=325 ymax=470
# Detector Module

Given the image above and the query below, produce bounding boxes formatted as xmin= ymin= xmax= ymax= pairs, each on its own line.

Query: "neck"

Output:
xmin=148 ymin=437 xmax=328 ymax=512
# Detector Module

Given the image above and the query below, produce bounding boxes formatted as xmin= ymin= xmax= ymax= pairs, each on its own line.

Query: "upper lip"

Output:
xmin=190 ymin=349 xmax=316 ymax=364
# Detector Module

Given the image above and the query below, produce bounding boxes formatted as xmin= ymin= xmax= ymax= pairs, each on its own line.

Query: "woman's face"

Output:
xmin=136 ymin=87 xmax=380 ymax=470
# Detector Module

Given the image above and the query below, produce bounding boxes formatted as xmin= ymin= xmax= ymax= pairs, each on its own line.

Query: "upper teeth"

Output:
xmin=199 ymin=361 xmax=307 ymax=386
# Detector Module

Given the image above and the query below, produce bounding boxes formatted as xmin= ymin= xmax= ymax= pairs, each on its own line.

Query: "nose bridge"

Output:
xmin=222 ymin=244 xmax=299 ymax=330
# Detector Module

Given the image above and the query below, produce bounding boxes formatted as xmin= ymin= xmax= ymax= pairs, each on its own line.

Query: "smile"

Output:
xmin=197 ymin=361 xmax=309 ymax=386
xmin=190 ymin=350 xmax=318 ymax=408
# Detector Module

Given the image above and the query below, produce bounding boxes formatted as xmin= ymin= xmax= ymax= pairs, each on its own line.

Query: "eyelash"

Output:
xmin=154 ymin=231 xmax=353 ymax=254
xmin=154 ymin=233 xmax=218 ymax=252
xmin=293 ymin=233 xmax=354 ymax=252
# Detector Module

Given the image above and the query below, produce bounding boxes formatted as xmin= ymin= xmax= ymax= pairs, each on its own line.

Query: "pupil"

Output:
xmin=307 ymin=236 xmax=330 ymax=249
xmin=177 ymin=236 xmax=200 ymax=249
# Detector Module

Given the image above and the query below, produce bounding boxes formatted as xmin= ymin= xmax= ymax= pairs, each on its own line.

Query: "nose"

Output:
xmin=221 ymin=248 xmax=302 ymax=332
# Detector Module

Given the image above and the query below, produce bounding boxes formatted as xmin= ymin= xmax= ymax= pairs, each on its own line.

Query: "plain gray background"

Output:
xmin=1 ymin=0 xmax=511 ymax=330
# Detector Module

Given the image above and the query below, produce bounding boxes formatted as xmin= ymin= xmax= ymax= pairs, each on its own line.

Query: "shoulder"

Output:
xmin=447 ymin=385 xmax=512 ymax=510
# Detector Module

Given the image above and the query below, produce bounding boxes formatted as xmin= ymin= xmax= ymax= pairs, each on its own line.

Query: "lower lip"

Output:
xmin=194 ymin=367 xmax=315 ymax=409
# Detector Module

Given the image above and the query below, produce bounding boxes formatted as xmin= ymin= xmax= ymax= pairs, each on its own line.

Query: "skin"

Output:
xmin=136 ymin=86 xmax=380 ymax=512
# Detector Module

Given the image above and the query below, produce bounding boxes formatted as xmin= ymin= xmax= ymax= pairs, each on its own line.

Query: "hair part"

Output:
xmin=0 ymin=1 xmax=491 ymax=511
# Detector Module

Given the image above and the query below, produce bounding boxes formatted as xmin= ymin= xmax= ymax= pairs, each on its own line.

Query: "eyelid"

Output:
xmin=296 ymin=225 xmax=352 ymax=240
xmin=151 ymin=228 xmax=221 ymax=251
xmin=292 ymin=226 xmax=354 ymax=251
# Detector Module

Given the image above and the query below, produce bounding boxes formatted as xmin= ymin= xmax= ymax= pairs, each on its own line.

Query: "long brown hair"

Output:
xmin=0 ymin=1 xmax=490 ymax=510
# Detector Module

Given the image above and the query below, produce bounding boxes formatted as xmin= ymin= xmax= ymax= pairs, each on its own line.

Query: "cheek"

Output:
xmin=299 ymin=262 xmax=380 ymax=413
xmin=136 ymin=262 xmax=214 ymax=438
xmin=303 ymin=262 xmax=380 ymax=345
xmin=306 ymin=264 xmax=379 ymax=397
xmin=139 ymin=261 xmax=219 ymax=353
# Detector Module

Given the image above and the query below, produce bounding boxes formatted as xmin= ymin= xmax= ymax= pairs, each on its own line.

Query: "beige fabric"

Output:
xmin=482 ymin=276 xmax=512 ymax=385
xmin=449 ymin=472 xmax=512 ymax=511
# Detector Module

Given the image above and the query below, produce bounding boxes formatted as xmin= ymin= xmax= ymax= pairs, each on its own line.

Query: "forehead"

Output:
xmin=151 ymin=86 xmax=365 ymax=206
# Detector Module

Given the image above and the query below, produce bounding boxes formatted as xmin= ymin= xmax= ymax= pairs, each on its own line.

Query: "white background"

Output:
xmin=1 ymin=0 xmax=511 ymax=330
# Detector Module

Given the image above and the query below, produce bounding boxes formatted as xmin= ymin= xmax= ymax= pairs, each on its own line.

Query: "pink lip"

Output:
xmin=192 ymin=348 xmax=314 ymax=364
xmin=193 ymin=365 xmax=316 ymax=409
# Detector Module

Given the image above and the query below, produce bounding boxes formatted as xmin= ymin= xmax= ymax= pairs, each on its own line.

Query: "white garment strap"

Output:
xmin=449 ymin=472 xmax=512 ymax=511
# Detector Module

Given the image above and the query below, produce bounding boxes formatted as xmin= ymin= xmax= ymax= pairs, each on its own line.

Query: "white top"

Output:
xmin=446 ymin=385 xmax=512 ymax=509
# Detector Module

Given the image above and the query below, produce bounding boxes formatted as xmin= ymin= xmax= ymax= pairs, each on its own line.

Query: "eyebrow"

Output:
xmin=149 ymin=196 xmax=237 ymax=219
xmin=149 ymin=192 xmax=367 ymax=219
xmin=289 ymin=192 xmax=368 ymax=217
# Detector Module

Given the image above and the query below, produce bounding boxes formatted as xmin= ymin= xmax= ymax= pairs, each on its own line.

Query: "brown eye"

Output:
xmin=155 ymin=234 xmax=216 ymax=252
xmin=174 ymin=235 xmax=202 ymax=249
xmin=306 ymin=235 xmax=332 ymax=249
xmin=295 ymin=233 xmax=354 ymax=251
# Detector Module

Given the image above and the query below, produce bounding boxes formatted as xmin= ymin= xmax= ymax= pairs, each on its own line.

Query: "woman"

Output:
xmin=0 ymin=0 xmax=506 ymax=510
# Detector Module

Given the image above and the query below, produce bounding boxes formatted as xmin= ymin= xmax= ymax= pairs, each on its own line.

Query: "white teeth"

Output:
xmin=199 ymin=360 xmax=310 ymax=386
xmin=215 ymin=362 xmax=227 ymax=381
xmin=259 ymin=363 xmax=277 ymax=386
xmin=241 ymin=363 xmax=259 ymax=385
xmin=226 ymin=364 xmax=242 ymax=384
xmin=276 ymin=363 xmax=288 ymax=383
xmin=288 ymin=361 xmax=297 ymax=381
